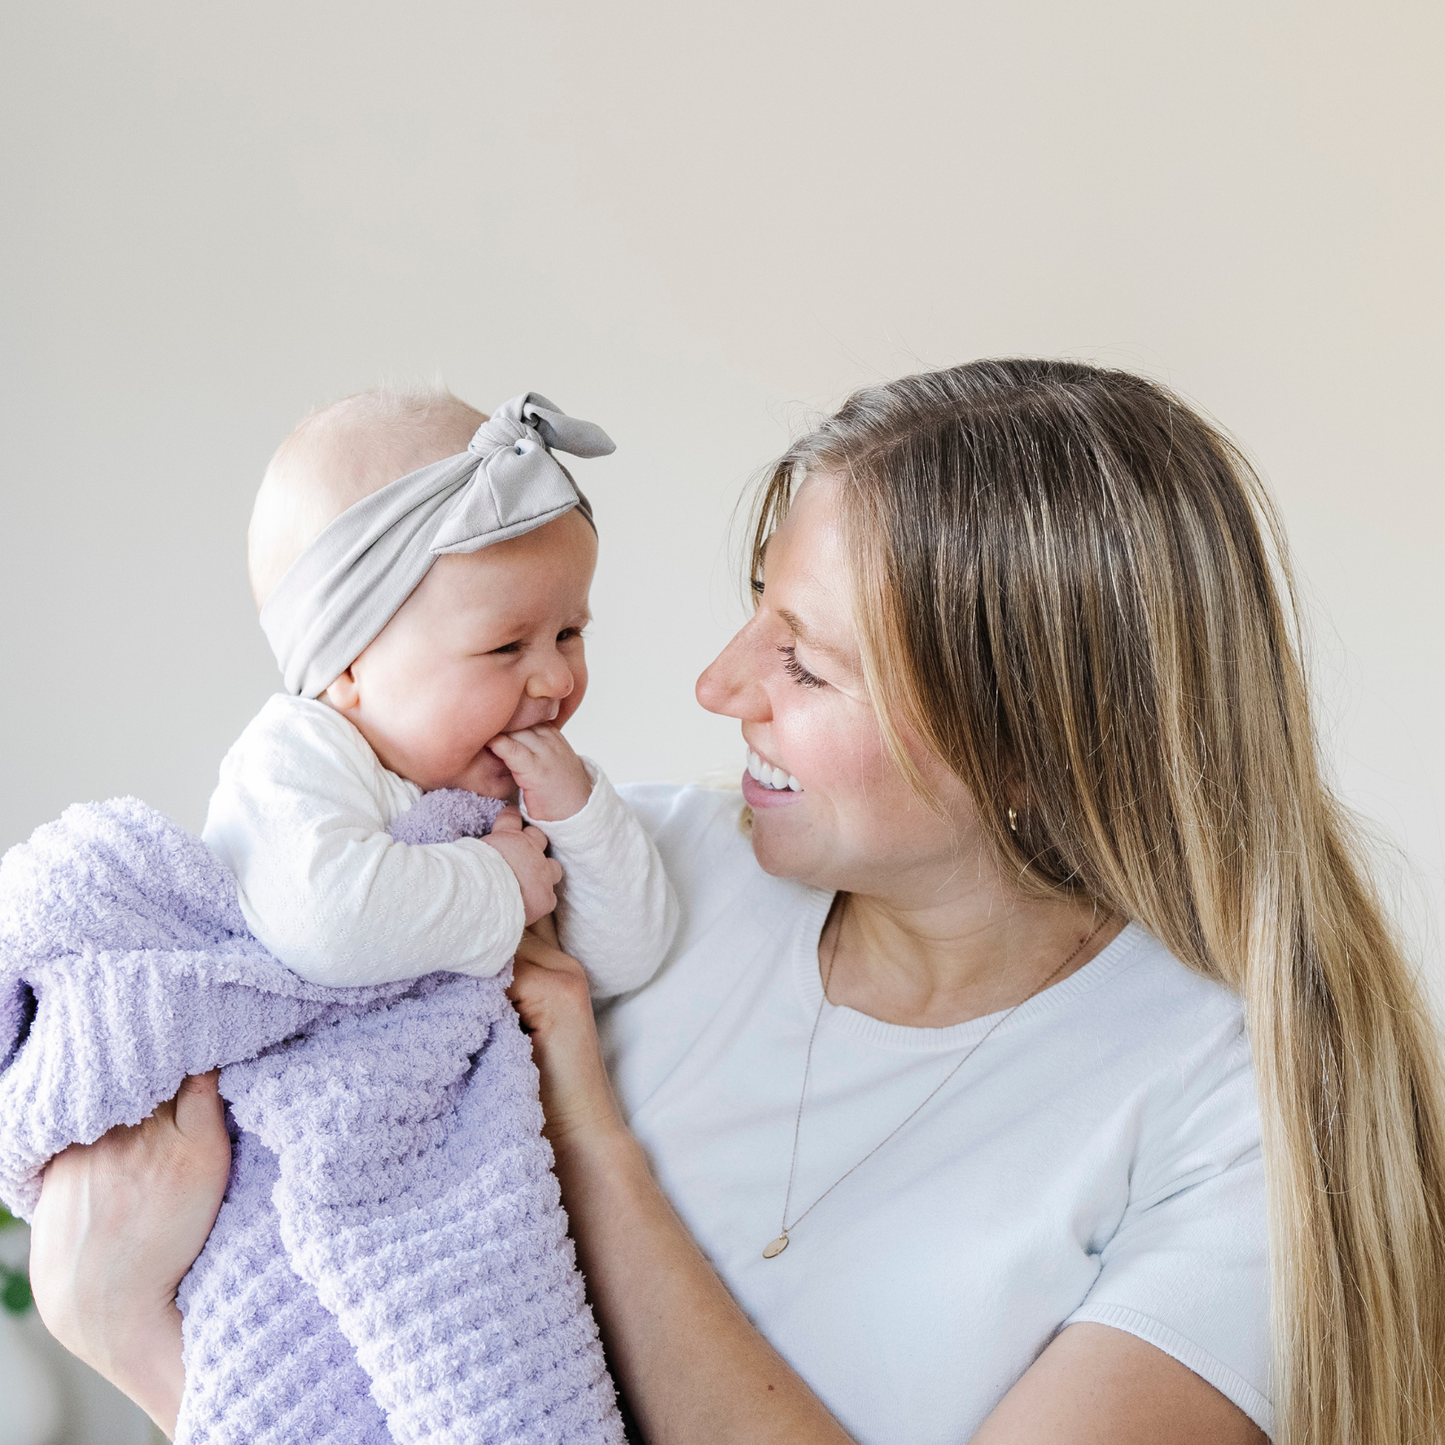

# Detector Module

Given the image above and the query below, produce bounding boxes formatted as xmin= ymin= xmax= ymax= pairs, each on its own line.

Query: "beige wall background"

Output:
xmin=3 ymin=0 xmax=1442 ymax=995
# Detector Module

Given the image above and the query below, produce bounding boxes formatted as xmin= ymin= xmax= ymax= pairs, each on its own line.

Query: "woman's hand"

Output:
xmin=28 ymin=1071 xmax=232 ymax=1439
xmin=509 ymin=922 xmax=626 ymax=1147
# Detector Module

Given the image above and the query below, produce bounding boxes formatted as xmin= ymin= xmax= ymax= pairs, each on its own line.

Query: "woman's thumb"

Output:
xmin=173 ymin=1070 xmax=225 ymax=1140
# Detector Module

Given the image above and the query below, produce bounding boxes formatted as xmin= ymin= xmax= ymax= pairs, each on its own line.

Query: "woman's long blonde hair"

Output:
xmin=750 ymin=360 xmax=1445 ymax=1445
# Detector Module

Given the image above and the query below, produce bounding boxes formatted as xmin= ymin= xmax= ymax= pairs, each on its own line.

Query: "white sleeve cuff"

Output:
xmin=518 ymin=757 xmax=609 ymax=842
xmin=522 ymin=759 xmax=679 ymax=998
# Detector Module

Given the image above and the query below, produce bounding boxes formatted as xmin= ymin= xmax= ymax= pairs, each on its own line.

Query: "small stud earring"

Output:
xmin=1007 ymin=807 xmax=1018 ymax=834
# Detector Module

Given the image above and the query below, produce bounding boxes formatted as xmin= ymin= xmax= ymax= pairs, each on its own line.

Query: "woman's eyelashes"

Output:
xmin=779 ymin=645 xmax=826 ymax=689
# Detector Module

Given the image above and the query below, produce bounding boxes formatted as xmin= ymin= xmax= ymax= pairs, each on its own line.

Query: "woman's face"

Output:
xmin=696 ymin=477 xmax=979 ymax=899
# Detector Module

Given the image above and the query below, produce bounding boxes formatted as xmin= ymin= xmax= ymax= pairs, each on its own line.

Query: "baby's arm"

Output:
xmin=491 ymin=728 xmax=680 ymax=997
xmin=204 ymin=700 xmax=553 ymax=986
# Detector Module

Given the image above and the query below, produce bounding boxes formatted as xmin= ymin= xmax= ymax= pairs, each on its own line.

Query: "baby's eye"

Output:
xmin=557 ymin=627 xmax=585 ymax=643
xmin=779 ymin=646 xmax=826 ymax=689
xmin=490 ymin=641 xmax=522 ymax=655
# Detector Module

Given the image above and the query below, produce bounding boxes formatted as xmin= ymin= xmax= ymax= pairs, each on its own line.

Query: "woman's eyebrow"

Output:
xmin=777 ymin=608 xmax=848 ymax=660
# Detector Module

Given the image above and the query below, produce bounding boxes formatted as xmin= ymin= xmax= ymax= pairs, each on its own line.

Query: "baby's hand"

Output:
xmin=483 ymin=806 xmax=564 ymax=926
xmin=489 ymin=727 xmax=593 ymax=822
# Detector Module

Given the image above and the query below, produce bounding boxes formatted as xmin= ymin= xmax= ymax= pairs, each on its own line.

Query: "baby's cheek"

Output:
xmin=553 ymin=692 xmax=585 ymax=730
xmin=441 ymin=673 xmax=509 ymax=739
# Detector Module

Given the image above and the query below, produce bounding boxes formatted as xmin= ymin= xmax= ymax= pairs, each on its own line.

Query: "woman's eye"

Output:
xmin=779 ymin=646 xmax=826 ymax=689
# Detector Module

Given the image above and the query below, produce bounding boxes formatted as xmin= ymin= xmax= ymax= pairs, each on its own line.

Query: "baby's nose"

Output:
xmin=526 ymin=659 xmax=575 ymax=701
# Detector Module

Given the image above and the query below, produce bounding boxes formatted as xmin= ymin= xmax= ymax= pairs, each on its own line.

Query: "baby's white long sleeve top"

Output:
xmin=202 ymin=695 xmax=678 ymax=996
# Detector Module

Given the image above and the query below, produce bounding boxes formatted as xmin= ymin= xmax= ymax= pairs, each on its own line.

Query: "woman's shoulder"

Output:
xmin=617 ymin=779 xmax=749 ymax=833
xmin=1075 ymin=924 xmax=1246 ymax=1040
xmin=616 ymin=782 xmax=761 ymax=894
xmin=1073 ymin=926 xmax=1260 ymax=1190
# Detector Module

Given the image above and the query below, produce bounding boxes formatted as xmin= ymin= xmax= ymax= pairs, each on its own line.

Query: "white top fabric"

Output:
xmin=601 ymin=784 xmax=1272 ymax=1443
xmin=202 ymin=695 xmax=677 ymax=995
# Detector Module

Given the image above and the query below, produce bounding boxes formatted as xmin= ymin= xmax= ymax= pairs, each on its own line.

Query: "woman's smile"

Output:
xmin=744 ymin=745 xmax=803 ymax=799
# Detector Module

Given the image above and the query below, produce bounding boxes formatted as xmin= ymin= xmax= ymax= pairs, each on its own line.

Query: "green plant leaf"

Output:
xmin=0 ymin=1203 xmax=22 ymax=1232
xmin=1 ymin=1267 xmax=32 ymax=1316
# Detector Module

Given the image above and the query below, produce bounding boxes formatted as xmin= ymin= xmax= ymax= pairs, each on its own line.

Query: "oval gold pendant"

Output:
xmin=762 ymin=1233 xmax=790 ymax=1259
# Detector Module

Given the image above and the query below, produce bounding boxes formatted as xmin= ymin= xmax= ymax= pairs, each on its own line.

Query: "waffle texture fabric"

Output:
xmin=0 ymin=793 xmax=624 ymax=1445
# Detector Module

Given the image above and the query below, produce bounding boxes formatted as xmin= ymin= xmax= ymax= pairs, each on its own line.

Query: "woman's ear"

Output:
xmin=322 ymin=668 xmax=361 ymax=712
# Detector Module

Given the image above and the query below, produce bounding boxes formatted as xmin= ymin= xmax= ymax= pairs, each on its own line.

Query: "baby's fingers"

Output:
xmin=489 ymin=806 xmax=526 ymax=835
xmin=490 ymin=732 xmax=540 ymax=765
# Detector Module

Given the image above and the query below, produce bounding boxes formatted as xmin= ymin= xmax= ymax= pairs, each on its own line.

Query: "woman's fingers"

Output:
xmin=508 ymin=939 xmax=625 ymax=1145
xmin=511 ymin=932 xmax=591 ymax=1011
xmin=526 ymin=914 xmax=561 ymax=948
xmin=173 ymin=1068 xmax=226 ymax=1141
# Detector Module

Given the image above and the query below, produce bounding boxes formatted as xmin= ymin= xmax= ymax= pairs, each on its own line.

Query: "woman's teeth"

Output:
xmin=748 ymin=750 xmax=802 ymax=792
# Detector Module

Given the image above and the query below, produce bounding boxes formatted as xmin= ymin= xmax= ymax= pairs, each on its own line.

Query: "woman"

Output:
xmin=32 ymin=361 xmax=1445 ymax=1444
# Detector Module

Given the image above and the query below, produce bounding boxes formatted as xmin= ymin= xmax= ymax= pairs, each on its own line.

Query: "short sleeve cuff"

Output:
xmin=1064 ymin=1302 xmax=1272 ymax=1437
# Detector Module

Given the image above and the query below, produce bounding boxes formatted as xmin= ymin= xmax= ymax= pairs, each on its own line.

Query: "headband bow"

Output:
xmin=260 ymin=392 xmax=614 ymax=698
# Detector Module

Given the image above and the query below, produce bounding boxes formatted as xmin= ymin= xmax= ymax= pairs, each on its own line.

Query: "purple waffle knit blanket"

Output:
xmin=0 ymin=792 xmax=625 ymax=1445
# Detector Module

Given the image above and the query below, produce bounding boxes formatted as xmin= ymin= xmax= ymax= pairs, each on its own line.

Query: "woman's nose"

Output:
xmin=696 ymin=625 xmax=768 ymax=721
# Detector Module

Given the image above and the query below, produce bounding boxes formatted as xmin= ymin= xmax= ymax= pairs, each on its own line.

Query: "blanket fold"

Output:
xmin=0 ymin=795 xmax=623 ymax=1445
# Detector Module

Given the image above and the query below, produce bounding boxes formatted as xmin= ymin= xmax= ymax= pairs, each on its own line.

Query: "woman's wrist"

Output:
xmin=548 ymin=1109 xmax=642 ymax=1175
xmin=537 ymin=1051 xmax=632 ymax=1156
xmin=99 ymin=1303 xmax=186 ymax=1438
xmin=31 ymin=1208 xmax=187 ymax=1438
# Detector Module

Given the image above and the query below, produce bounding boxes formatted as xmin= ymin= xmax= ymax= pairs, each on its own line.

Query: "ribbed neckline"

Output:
xmin=788 ymin=888 xmax=1149 ymax=1053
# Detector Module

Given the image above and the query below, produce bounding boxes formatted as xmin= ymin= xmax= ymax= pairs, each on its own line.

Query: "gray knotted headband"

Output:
xmin=260 ymin=392 xmax=614 ymax=698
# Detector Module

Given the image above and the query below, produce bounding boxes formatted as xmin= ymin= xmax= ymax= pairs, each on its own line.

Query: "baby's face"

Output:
xmin=328 ymin=510 xmax=597 ymax=798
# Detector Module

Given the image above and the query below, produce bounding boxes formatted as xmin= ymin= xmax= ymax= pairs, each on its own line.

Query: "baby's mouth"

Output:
xmin=478 ymin=744 xmax=517 ymax=779
xmin=747 ymin=749 xmax=802 ymax=793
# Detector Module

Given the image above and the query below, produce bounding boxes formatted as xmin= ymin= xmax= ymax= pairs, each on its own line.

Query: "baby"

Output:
xmin=202 ymin=386 xmax=677 ymax=996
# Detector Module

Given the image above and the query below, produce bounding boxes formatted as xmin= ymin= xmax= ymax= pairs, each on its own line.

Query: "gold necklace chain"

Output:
xmin=762 ymin=903 xmax=1113 ymax=1260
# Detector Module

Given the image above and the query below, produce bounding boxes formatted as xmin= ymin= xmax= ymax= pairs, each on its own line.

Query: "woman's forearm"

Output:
xmin=553 ymin=1125 xmax=854 ymax=1445
xmin=509 ymin=929 xmax=851 ymax=1442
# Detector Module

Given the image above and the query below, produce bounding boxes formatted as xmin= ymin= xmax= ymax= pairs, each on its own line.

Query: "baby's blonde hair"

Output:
xmin=248 ymin=383 xmax=484 ymax=608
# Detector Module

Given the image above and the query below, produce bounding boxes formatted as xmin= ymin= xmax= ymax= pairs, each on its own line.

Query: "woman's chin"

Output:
xmin=742 ymin=774 xmax=819 ymax=880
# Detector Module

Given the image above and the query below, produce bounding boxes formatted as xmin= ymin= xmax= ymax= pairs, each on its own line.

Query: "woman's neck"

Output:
xmin=822 ymin=884 xmax=1122 ymax=1031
